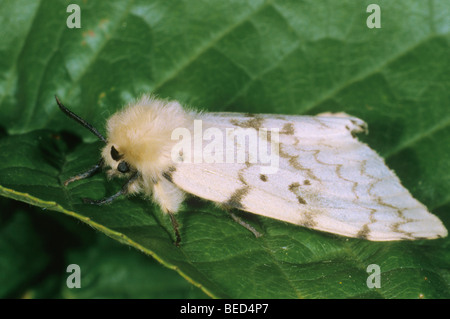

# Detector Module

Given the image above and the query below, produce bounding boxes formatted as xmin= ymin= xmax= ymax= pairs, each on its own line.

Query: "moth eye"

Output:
xmin=117 ymin=161 xmax=130 ymax=173
xmin=111 ymin=146 xmax=123 ymax=161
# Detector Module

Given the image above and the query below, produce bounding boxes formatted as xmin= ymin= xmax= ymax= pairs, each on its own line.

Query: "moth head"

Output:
xmin=102 ymin=144 xmax=134 ymax=177
xmin=56 ymin=94 xmax=190 ymax=181
xmin=102 ymin=96 xmax=191 ymax=178
xmin=55 ymin=95 xmax=136 ymax=178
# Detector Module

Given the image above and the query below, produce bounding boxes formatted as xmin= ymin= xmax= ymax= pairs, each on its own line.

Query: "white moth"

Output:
xmin=56 ymin=95 xmax=447 ymax=244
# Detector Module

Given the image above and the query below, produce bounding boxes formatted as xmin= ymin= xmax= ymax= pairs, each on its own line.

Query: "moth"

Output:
xmin=56 ymin=95 xmax=447 ymax=245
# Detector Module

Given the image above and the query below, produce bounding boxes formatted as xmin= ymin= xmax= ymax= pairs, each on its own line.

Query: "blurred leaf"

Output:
xmin=0 ymin=198 xmax=207 ymax=299
xmin=0 ymin=206 xmax=49 ymax=297
xmin=0 ymin=0 xmax=449 ymax=298
xmin=62 ymin=236 xmax=208 ymax=299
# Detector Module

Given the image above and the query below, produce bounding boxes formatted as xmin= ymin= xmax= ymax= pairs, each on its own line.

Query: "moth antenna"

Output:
xmin=55 ymin=95 xmax=107 ymax=143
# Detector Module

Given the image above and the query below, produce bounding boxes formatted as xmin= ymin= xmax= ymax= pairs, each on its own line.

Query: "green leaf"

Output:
xmin=0 ymin=204 xmax=49 ymax=298
xmin=0 ymin=198 xmax=208 ymax=298
xmin=0 ymin=0 xmax=449 ymax=298
xmin=62 ymin=235 xmax=209 ymax=299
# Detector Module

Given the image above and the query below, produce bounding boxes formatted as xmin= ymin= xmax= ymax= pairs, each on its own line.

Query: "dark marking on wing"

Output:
xmin=266 ymin=130 xmax=272 ymax=143
xmin=289 ymin=182 xmax=307 ymax=204
xmin=238 ymin=171 xmax=248 ymax=185
xmin=356 ymin=224 xmax=370 ymax=239
xmin=230 ymin=117 xmax=264 ymax=130
xmin=162 ymin=166 xmax=177 ymax=183
xmin=223 ymin=186 xmax=250 ymax=210
xmin=301 ymin=212 xmax=317 ymax=227
xmin=350 ymin=119 xmax=368 ymax=134
xmin=303 ymin=179 xmax=311 ymax=186
xmin=390 ymin=220 xmax=414 ymax=239
xmin=260 ymin=174 xmax=268 ymax=182
xmin=281 ymin=123 xmax=295 ymax=135
xmin=279 ymin=145 xmax=319 ymax=181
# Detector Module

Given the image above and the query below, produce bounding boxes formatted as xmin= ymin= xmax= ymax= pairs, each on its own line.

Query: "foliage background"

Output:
xmin=0 ymin=0 xmax=449 ymax=298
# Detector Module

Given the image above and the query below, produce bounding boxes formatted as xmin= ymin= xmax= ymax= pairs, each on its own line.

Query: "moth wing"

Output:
xmin=201 ymin=112 xmax=367 ymax=145
xmin=169 ymin=113 xmax=447 ymax=241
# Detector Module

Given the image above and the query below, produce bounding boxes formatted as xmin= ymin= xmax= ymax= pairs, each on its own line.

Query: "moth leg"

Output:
xmin=64 ymin=159 xmax=104 ymax=186
xmin=168 ymin=211 xmax=181 ymax=247
xmin=83 ymin=172 xmax=139 ymax=205
xmin=227 ymin=211 xmax=262 ymax=238
xmin=152 ymin=178 xmax=185 ymax=246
